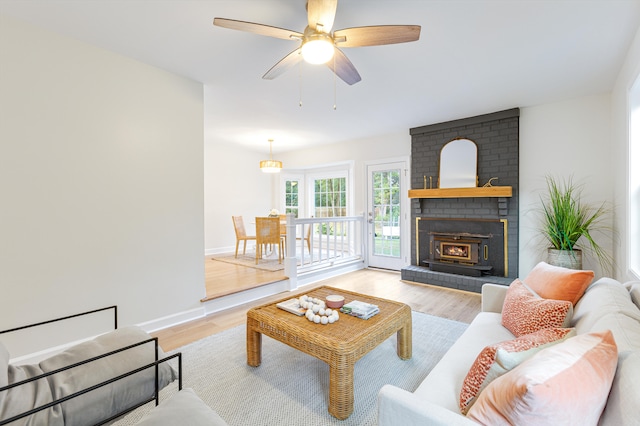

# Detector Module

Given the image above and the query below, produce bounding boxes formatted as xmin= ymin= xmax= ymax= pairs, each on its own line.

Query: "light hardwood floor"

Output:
xmin=153 ymin=260 xmax=481 ymax=351
xmin=202 ymin=257 xmax=285 ymax=301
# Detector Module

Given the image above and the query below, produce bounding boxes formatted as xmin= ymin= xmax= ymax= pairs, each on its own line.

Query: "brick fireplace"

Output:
xmin=401 ymin=108 xmax=519 ymax=292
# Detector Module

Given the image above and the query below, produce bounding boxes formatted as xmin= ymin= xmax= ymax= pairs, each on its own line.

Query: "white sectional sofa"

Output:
xmin=378 ymin=274 xmax=640 ymax=425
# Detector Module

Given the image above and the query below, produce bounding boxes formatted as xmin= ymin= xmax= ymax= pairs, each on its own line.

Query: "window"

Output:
xmin=311 ymin=174 xmax=349 ymax=238
xmin=280 ymin=164 xmax=353 ymax=221
xmin=284 ymin=180 xmax=300 ymax=218
xmin=313 ymin=177 xmax=347 ymax=218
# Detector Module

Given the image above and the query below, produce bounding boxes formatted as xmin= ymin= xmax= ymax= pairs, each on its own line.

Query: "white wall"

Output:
xmin=612 ymin=25 xmax=640 ymax=281
xmin=203 ymin=141 xmax=273 ymax=255
xmin=519 ymin=95 xmax=613 ymax=278
xmin=0 ymin=17 xmax=205 ymax=356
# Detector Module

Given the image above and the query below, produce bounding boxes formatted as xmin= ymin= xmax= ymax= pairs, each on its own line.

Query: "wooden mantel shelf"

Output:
xmin=408 ymin=186 xmax=512 ymax=199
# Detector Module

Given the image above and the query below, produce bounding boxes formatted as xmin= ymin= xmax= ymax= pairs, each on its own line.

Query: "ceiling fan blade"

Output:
xmin=213 ymin=18 xmax=303 ymax=41
xmin=306 ymin=0 xmax=338 ymax=33
xmin=326 ymin=48 xmax=361 ymax=85
xmin=262 ymin=48 xmax=304 ymax=80
xmin=333 ymin=25 xmax=421 ymax=47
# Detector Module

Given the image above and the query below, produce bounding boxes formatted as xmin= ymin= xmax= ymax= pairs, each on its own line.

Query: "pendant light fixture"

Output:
xmin=260 ymin=138 xmax=282 ymax=173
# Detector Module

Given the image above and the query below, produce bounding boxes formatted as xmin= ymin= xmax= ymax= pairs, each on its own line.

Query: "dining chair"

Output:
xmin=279 ymin=214 xmax=287 ymax=236
xmin=278 ymin=214 xmax=288 ymax=251
xmin=232 ymin=216 xmax=256 ymax=258
xmin=255 ymin=217 xmax=283 ymax=264
xmin=298 ymin=223 xmax=311 ymax=253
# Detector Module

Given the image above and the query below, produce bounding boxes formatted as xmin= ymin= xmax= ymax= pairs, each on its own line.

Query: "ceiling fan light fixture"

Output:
xmin=214 ymin=1 xmax=420 ymax=85
xmin=260 ymin=139 xmax=282 ymax=173
xmin=301 ymin=35 xmax=334 ymax=64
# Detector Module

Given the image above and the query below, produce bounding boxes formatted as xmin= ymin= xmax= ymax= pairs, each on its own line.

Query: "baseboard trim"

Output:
xmin=204 ymin=245 xmax=256 ymax=257
xmin=201 ymin=280 xmax=292 ymax=314
xmin=136 ymin=307 xmax=206 ymax=334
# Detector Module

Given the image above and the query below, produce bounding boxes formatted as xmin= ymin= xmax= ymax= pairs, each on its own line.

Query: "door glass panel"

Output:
xmin=372 ymin=169 xmax=401 ymax=257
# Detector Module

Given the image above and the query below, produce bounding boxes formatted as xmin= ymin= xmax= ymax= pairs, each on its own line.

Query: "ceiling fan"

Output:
xmin=213 ymin=0 xmax=421 ymax=85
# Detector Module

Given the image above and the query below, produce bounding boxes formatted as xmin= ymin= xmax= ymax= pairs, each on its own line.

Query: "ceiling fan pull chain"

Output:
xmin=299 ymin=61 xmax=303 ymax=107
xmin=333 ymin=54 xmax=337 ymax=110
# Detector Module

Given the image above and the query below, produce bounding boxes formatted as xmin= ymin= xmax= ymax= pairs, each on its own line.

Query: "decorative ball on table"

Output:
xmin=298 ymin=295 xmax=339 ymax=325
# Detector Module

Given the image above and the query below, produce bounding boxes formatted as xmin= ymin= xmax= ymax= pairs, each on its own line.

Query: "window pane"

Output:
xmin=314 ymin=177 xmax=348 ymax=218
xmin=285 ymin=180 xmax=300 ymax=218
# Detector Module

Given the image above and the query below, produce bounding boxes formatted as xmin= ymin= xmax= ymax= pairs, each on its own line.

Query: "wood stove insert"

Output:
xmin=417 ymin=218 xmax=507 ymax=278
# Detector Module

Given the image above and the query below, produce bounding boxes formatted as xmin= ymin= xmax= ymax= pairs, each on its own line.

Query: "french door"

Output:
xmin=366 ymin=160 xmax=408 ymax=270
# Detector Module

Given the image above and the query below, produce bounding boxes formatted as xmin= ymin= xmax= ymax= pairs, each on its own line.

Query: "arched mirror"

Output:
xmin=439 ymin=138 xmax=478 ymax=188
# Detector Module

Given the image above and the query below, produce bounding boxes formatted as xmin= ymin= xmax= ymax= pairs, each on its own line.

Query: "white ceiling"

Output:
xmin=1 ymin=0 xmax=639 ymax=154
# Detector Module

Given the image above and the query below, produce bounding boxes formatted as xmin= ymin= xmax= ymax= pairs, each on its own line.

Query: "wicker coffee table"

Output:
xmin=246 ymin=286 xmax=412 ymax=420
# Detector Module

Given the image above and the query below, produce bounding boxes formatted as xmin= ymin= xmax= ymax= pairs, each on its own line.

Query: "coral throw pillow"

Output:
xmin=459 ymin=327 xmax=576 ymax=415
xmin=525 ymin=261 xmax=594 ymax=305
xmin=466 ymin=330 xmax=618 ymax=426
xmin=501 ymin=279 xmax=573 ymax=337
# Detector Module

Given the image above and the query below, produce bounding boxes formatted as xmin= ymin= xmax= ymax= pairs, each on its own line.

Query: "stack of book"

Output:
xmin=340 ymin=300 xmax=379 ymax=320
xmin=276 ymin=298 xmax=306 ymax=316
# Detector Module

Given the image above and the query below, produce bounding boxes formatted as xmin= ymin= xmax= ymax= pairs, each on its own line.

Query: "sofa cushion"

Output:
xmin=466 ymin=330 xmax=618 ymax=426
xmin=459 ymin=327 xmax=575 ymax=415
xmin=624 ymin=281 xmax=640 ymax=309
xmin=600 ymin=350 xmax=640 ymax=425
xmin=0 ymin=342 xmax=64 ymax=426
xmin=414 ymin=312 xmax=515 ymax=413
xmin=136 ymin=388 xmax=228 ymax=426
xmin=501 ymin=279 xmax=572 ymax=337
xmin=572 ymin=278 xmax=640 ymax=353
xmin=38 ymin=326 xmax=177 ymax=426
xmin=571 ymin=278 xmax=640 ymax=426
xmin=524 ymin=261 xmax=594 ymax=305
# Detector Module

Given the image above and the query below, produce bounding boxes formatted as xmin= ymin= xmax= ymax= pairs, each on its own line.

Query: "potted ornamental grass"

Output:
xmin=539 ymin=176 xmax=614 ymax=274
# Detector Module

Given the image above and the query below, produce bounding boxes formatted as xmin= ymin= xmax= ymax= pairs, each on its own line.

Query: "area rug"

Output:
xmin=114 ymin=312 xmax=467 ymax=426
xmin=211 ymin=253 xmax=285 ymax=272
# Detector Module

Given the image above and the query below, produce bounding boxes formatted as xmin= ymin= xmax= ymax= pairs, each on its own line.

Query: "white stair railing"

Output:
xmin=284 ymin=213 xmax=365 ymax=289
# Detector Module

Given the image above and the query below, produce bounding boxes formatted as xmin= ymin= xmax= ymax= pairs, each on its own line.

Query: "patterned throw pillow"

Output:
xmin=525 ymin=261 xmax=594 ymax=305
xmin=459 ymin=327 xmax=576 ymax=414
xmin=501 ymin=279 xmax=573 ymax=337
xmin=466 ymin=330 xmax=618 ymax=426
